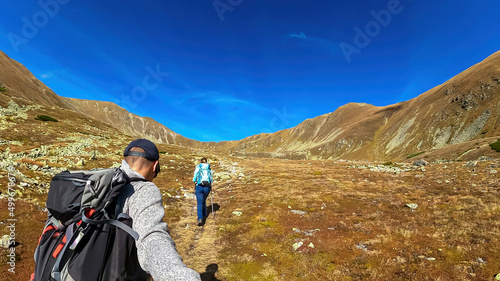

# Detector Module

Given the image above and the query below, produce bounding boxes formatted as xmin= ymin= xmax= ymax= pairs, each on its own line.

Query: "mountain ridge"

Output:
xmin=1 ymin=49 xmax=499 ymax=161
xmin=204 ymin=51 xmax=500 ymax=161
xmin=0 ymin=50 xmax=197 ymax=146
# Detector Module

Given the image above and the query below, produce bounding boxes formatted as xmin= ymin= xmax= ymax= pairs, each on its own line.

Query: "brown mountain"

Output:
xmin=204 ymin=51 xmax=500 ymax=161
xmin=1 ymin=49 xmax=499 ymax=161
xmin=0 ymin=50 xmax=196 ymax=146
xmin=63 ymin=98 xmax=197 ymax=146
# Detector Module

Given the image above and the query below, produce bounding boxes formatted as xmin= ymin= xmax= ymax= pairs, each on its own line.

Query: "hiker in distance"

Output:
xmin=33 ymin=139 xmax=201 ymax=281
xmin=192 ymin=157 xmax=213 ymax=226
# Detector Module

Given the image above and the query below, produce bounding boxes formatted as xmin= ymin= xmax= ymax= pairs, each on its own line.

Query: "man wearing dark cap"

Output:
xmin=120 ymin=139 xmax=201 ymax=280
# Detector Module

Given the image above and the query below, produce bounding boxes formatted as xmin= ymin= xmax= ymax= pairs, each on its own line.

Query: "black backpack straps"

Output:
xmin=81 ymin=210 xmax=139 ymax=241
xmin=51 ymin=223 xmax=79 ymax=281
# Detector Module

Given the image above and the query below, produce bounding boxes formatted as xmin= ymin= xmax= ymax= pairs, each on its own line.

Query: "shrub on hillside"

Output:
xmin=35 ymin=115 xmax=58 ymax=122
xmin=490 ymin=139 xmax=500 ymax=152
xmin=0 ymin=86 xmax=6 ymax=92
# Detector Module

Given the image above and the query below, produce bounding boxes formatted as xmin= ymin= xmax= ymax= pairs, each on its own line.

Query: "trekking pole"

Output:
xmin=192 ymin=183 xmax=196 ymax=217
xmin=211 ymin=187 xmax=215 ymax=219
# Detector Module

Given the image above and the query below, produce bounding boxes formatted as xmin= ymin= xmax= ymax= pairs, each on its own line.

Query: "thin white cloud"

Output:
xmin=174 ymin=91 xmax=265 ymax=111
xmin=40 ymin=71 xmax=54 ymax=79
xmin=286 ymin=32 xmax=337 ymax=51
xmin=288 ymin=32 xmax=308 ymax=40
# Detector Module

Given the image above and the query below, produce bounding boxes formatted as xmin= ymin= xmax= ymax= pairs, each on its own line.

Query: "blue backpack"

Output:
xmin=197 ymin=164 xmax=212 ymax=187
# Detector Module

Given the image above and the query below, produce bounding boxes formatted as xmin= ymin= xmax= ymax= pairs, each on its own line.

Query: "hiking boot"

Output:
xmin=197 ymin=219 xmax=203 ymax=226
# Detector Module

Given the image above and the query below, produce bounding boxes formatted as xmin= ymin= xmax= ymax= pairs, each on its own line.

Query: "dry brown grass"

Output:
xmin=1 ymin=103 xmax=500 ymax=280
xmin=206 ymin=157 xmax=500 ymax=280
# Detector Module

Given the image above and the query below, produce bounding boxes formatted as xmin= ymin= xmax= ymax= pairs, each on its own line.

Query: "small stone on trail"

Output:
xmin=232 ymin=211 xmax=243 ymax=216
xmin=405 ymin=203 xmax=418 ymax=210
xmin=290 ymin=210 xmax=307 ymax=215
xmin=413 ymin=159 xmax=428 ymax=167
xmin=292 ymin=241 xmax=303 ymax=251
xmin=184 ymin=192 xmax=195 ymax=199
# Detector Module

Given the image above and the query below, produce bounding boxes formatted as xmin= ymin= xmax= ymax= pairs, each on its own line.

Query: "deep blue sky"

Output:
xmin=1 ymin=1 xmax=499 ymax=141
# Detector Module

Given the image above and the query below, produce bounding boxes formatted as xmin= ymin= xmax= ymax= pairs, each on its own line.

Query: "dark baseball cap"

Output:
xmin=123 ymin=139 xmax=160 ymax=161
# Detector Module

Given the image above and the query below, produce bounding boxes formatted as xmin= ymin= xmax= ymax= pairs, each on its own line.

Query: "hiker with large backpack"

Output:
xmin=33 ymin=139 xmax=201 ymax=281
xmin=192 ymin=157 xmax=213 ymax=226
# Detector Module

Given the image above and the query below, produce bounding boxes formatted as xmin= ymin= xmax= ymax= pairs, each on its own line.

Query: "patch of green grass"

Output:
xmin=0 ymin=86 xmax=6 ymax=92
xmin=489 ymin=139 xmax=500 ymax=152
xmin=406 ymin=151 xmax=426 ymax=159
xmin=383 ymin=161 xmax=393 ymax=166
xmin=35 ymin=115 xmax=58 ymax=122
xmin=313 ymin=171 xmax=323 ymax=175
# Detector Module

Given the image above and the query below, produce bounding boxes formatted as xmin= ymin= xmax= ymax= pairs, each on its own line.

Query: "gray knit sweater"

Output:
xmin=120 ymin=160 xmax=201 ymax=281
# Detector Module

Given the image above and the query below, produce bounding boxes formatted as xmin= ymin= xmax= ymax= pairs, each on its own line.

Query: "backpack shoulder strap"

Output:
xmin=81 ymin=211 xmax=139 ymax=240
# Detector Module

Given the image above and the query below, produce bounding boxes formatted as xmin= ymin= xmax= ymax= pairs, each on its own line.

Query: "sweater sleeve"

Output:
xmin=127 ymin=182 xmax=201 ymax=281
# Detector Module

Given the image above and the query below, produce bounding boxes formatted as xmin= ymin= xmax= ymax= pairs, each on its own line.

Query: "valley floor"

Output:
xmin=1 ymin=144 xmax=500 ymax=280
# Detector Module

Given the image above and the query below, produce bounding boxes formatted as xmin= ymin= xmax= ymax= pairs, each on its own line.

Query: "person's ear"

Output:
xmin=153 ymin=160 xmax=160 ymax=178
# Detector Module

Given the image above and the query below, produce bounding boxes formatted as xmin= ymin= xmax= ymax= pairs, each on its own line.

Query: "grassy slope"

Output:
xmin=1 ymin=100 xmax=500 ymax=280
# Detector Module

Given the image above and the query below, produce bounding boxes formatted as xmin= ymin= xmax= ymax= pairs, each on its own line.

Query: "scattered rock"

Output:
xmin=290 ymin=210 xmax=307 ymax=215
xmin=292 ymin=241 xmax=303 ymax=251
xmin=0 ymin=235 xmax=11 ymax=249
xmin=465 ymin=161 xmax=478 ymax=167
xmin=356 ymin=243 xmax=369 ymax=252
xmin=232 ymin=211 xmax=243 ymax=216
xmin=478 ymin=156 xmax=493 ymax=162
xmin=184 ymin=192 xmax=195 ymax=199
xmin=413 ymin=159 xmax=428 ymax=167
xmin=215 ymin=172 xmax=231 ymax=181
xmin=405 ymin=203 xmax=418 ymax=210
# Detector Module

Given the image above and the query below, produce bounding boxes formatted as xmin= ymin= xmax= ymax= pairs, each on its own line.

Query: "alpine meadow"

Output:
xmin=1 ymin=46 xmax=500 ymax=280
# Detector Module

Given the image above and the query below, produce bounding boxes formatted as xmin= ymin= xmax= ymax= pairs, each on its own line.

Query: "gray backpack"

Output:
xmin=32 ymin=168 xmax=149 ymax=281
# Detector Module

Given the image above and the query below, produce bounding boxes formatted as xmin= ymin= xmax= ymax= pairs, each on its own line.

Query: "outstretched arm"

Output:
xmin=128 ymin=183 xmax=201 ymax=281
